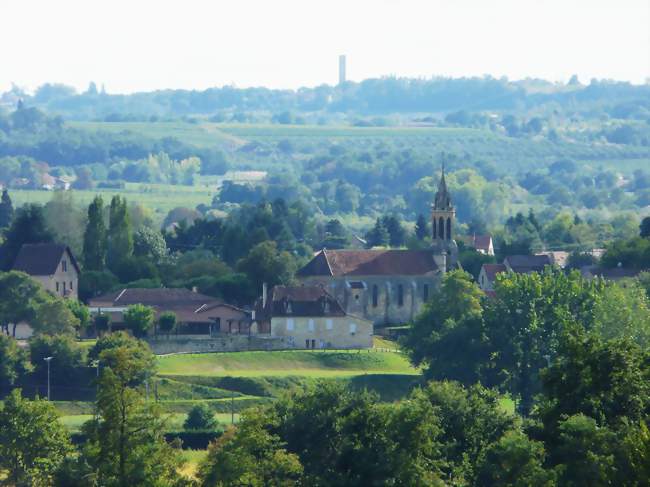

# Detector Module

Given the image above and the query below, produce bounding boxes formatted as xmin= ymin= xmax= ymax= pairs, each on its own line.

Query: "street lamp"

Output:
xmin=43 ymin=357 xmax=53 ymax=400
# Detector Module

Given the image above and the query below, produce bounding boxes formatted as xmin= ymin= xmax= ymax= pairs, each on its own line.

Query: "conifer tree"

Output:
xmin=415 ymin=214 xmax=429 ymax=240
xmin=83 ymin=196 xmax=107 ymax=270
xmin=0 ymin=189 xmax=14 ymax=228
xmin=107 ymin=196 xmax=133 ymax=272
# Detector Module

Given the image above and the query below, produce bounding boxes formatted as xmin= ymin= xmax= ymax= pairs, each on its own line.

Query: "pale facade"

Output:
xmin=270 ymin=315 xmax=372 ymax=349
xmin=12 ymin=243 xmax=79 ymax=300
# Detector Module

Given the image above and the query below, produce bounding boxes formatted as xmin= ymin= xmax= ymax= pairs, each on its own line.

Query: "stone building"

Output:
xmin=297 ymin=167 xmax=457 ymax=326
xmin=254 ymin=285 xmax=373 ymax=349
xmin=12 ymin=243 xmax=80 ymax=299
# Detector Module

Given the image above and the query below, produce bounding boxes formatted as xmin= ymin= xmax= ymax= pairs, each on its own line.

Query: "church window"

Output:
xmin=372 ymin=285 xmax=378 ymax=307
xmin=423 ymin=284 xmax=429 ymax=301
xmin=397 ymin=284 xmax=404 ymax=307
xmin=446 ymin=218 xmax=451 ymax=240
xmin=432 ymin=219 xmax=437 ymax=239
xmin=438 ymin=217 xmax=445 ymax=240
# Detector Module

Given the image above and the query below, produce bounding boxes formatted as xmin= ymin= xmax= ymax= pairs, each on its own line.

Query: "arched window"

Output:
xmin=423 ymin=284 xmax=429 ymax=301
xmin=438 ymin=217 xmax=445 ymax=240
xmin=432 ymin=218 xmax=437 ymax=239
xmin=446 ymin=217 xmax=451 ymax=240
xmin=372 ymin=285 xmax=378 ymax=307
xmin=397 ymin=284 xmax=404 ymax=307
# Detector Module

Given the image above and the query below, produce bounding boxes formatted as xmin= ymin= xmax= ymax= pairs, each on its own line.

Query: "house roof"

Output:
xmin=481 ymin=263 xmax=507 ymax=282
xmin=12 ymin=243 xmax=80 ymax=276
xmin=89 ymin=287 xmax=219 ymax=307
xmin=536 ymin=251 xmax=569 ymax=268
xmin=504 ymin=254 xmax=552 ymax=274
xmin=470 ymin=234 xmax=493 ymax=251
xmin=256 ymin=285 xmax=347 ymax=319
xmin=297 ymin=249 xmax=439 ymax=277
xmin=580 ymin=265 xmax=645 ymax=281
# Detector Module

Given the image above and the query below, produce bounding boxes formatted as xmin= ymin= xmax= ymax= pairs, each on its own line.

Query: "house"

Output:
xmin=296 ymin=167 xmax=457 ymax=326
xmin=580 ymin=265 xmax=646 ymax=282
xmin=463 ymin=234 xmax=495 ymax=256
xmin=478 ymin=254 xmax=554 ymax=292
xmin=12 ymin=243 xmax=80 ymax=300
xmin=253 ymin=285 xmax=373 ymax=349
xmin=478 ymin=263 xmax=507 ymax=291
xmin=88 ymin=288 xmax=250 ymax=337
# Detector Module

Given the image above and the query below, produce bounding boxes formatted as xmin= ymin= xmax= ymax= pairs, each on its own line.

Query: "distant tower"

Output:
xmin=338 ymin=55 xmax=347 ymax=85
xmin=431 ymin=164 xmax=458 ymax=265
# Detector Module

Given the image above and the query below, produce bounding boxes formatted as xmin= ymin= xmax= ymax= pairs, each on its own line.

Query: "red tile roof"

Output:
xmin=297 ymin=249 xmax=439 ymax=277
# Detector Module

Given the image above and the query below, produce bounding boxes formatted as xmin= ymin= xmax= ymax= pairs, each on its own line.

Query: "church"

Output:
xmin=297 ymin=168 xmax=458 ymax=326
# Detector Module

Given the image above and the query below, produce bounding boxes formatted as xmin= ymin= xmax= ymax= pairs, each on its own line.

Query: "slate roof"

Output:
xmin=297 ymin=249 xmax=439 ymax=277
xmin=12 ymin=243 xmax=80 ymax=276
xmin=256 ymin=285 xmax=346 ymax=319
xmin=504 ymin=254 xmax=552 ymax=274
xmin=481 ymin=263 xmax=507 ymax=281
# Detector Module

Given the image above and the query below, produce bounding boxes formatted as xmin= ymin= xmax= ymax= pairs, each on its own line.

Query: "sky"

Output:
xmin=1 ymin=0 xmax=648 ymax=94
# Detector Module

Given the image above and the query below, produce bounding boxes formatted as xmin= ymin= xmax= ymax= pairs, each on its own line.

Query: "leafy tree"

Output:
xmin=33 ymin=298 xmax=81 ymax=336
xmin=0 ymin=188 xmax=14 ymax=228
xmin=415 ymin=213 xmax=429 ymax=240
xmin=107 ymin=195 xmax=133 ymax=273
xmin=83 ymin=195 xmax=107 ymax=271
xmin=133 ymin=226 xmax=168 ymax=263
xmin=123 ymin=304 xmax=155 ymax=337
xmin=0 ymin=389 xmax=72 ymax=487
xmin=78 ymin=269 xmax=119 ymax=301
xmin=0 ymin=271 xmax=50 ymax=336
xmin=28 ymin=334 xmax=85 ymax=385
xmin=475 ymin=430 xmax=556 ymax=486
xmin=0 ymin=334 xmax=31 ymax=388
xmin=184 ymin=403 xmax=218 ymax=430
xmin=94 ymin=312 xmax=111 ymax=335
xmin=65 ymin=299 xmax=91 ymax=331
xmin=87 ymin=331 xmax=156 ymax=385
xmin=0 ymin=204 xmax=54 ymax=270
xmin=81 ymin=341 xmax=183 ymax=486
xmin=236 ymin=241 xmax=297 ymax=292
xmin=158 ymin=311 xmax=176 ymax=338
xmin=404 ymin=270 xmax=486 ymax=383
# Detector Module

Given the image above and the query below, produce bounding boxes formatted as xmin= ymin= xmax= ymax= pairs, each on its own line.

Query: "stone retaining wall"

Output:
xmin=146 ymin=334 xmax=291 ymax=354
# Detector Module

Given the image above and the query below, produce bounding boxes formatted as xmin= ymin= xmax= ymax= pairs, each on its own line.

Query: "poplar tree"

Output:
xmin=0 ymin=189 xmax=14 ymax=228
xmin=107 ymin=196 xmax=133 ymax=272
xmin=83 ymin=195 xmax=107 ymax=270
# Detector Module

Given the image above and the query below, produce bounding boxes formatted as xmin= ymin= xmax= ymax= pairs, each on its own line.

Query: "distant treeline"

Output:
xmin=4 ymin=76 xmax=650 ymax=120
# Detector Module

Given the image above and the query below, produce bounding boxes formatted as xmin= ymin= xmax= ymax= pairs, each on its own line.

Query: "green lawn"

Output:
xmin=157 ymin=350 xmax=418 ymax=378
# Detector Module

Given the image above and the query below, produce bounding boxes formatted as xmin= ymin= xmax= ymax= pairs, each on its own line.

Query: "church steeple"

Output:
xmin=431 ymin=164 xmax=456 ymax=244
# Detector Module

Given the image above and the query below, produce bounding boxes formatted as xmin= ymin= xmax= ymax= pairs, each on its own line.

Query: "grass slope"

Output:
xmin=157 ymin=350 xmax=417 ymax=378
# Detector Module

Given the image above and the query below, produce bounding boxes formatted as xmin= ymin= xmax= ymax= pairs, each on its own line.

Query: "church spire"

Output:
xmin=434 ymin=163 xmax=452 ymax=210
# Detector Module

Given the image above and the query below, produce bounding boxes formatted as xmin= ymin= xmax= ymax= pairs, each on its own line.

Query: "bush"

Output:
xmin=184 ymin=403 xmax=218 ymax=431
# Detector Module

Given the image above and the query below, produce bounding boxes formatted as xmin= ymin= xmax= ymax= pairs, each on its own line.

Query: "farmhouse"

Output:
xmin=88 ymin=288 xmax=251 ymax=337
xmin=12 ymin=243 xmax=80 ymax=300
xmin=297 ymin=167 xmax=457 ymax=326
xmin=253 ymin=285 xmax=373 ymax=349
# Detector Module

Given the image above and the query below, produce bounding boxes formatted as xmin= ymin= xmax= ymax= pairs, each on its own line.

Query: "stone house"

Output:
xmin=253 ymin=285 xmax=373 ymax=349
xmin=88 ymin=288 xmax=251 ymax=337
xmin=12 ymin=243 xmax=80 ymax=300
xmin=296 ymin=166 xmax=458 ymax=326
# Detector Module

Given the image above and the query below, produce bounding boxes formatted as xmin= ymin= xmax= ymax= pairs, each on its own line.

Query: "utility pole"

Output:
xmin=44 ymin=357 xmax=53 ymax=400
xmin=231 ymin=390 xmax=235 ymax=425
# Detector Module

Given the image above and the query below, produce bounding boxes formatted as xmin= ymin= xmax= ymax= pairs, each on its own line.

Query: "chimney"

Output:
xmin=262 ymin=282 xmax=268 ymax=308
xmin=191 ymin=286 xmax=198 ymax=293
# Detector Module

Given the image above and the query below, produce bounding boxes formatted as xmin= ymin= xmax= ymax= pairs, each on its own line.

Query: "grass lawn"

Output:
xmin=180 ymin=449 xmax=209 ymax=479
xmin=157 ymin=349 xmax=418 ymax=378
xmin=60 ymin=412 xmax=239 ymax=433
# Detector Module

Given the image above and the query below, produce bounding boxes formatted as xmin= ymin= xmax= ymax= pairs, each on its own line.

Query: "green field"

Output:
xmin=157 ymin=349 xmax=417 ymax=378
xmin=60 ymin=412 xmax=239 ymax=433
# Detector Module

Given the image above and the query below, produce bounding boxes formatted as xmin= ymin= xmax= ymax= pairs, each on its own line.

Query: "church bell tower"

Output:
xmin=431 ymin=164 xmax=458 ymax=265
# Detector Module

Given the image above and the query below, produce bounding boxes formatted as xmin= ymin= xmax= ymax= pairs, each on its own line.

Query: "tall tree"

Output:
xmin=415 ymin=214 xmax=429 ymax=240
xmin=0 ymin=204 xmax=54 ymax=270
xmin=0 ymin=271 xmax=51 ymax=336
xmin=0 ymin=389 xmax=72 ymax=486
xmin=107 ymin=196 xmax=133 ymax=272
xmin=83 ymin=195 xmax=107 ymax=271
xmin=0 ymin=188 xmax=14 ymax=228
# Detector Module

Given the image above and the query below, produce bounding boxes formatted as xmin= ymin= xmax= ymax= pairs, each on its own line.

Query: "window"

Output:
xmin=372 ymin=285 xmax=378 ymax=307
xmin=311 ymin=339 xmax=316 ymax=349
xmin=326 ymin=319 xmax=333 ymax=330
xmin=63 ymin=281 xmax=67 ymax=293
xmin=285 ymin=300 xmax=292 ymax=314
xmin=70 ymin=281 xmax=73 ymax=290
xmin=286 ymin=319 xmax=294 ymax=331
xmin=438 ymin=217 xmax=445 ymax=240
xmin=56 ymin=282 xmax=59 ymax=292
xmin=349 ymin=323 xmax=357 ymax=335
xmin=423 ymin=284 xmax=429 ymax=301
xmin=61 ymin=260 xmax=67 ymax=272
xmin=306 ymin=339 xmax=310 ymax=348
xmin=308 ymin=319 xmax=315 ymax=331
xmin=398 ymin=284 xmax=404 ymax=307
xmin=446 ymin=217 xmax=452 ymax=240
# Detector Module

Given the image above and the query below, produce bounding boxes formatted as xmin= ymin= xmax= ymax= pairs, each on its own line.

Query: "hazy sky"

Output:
xmin=1 ymin=0 xmax=648 ymax=94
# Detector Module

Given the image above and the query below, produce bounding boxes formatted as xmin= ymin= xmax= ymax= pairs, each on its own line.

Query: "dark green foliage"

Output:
xmin=28 ymin=334 xmax=85 ymax=385
xmin=107 ymin=195 xmax=133 ymax=273
xmin=78 ymin=269 xmax=119 ymax=302
xmin=0 ymin=204 xmax=54 ymax=270
xmin=0 ymin=188 xmax=14 ymax=228
xmin=601 ymin=237 xmax=650 ymax=269
xmin=640 ymin=216 xmax=650 ymax=238
xmin=415 ymin=213 xmax=429 ymax=240
xmin=158 ymin=311 xmax=177 ymax=336
xmin=123 ymin=304 xmax=155 ymax=337
xmin=236 ymin=241 xmax=297 ymax=292
xmin=365 ymin=218 xmax=390 ymax=247
xmin=0 ymin=270 xmax=51 ymax=336
xmin=0 ymin=334 xmax=31 ymax=387
xmin=184 ymin=403 xmax=218 ymax=430
xmin=87 ymin=331 xmax=156 ymax=385
xmin=82 ymin=195 xmax=107 ymax=271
